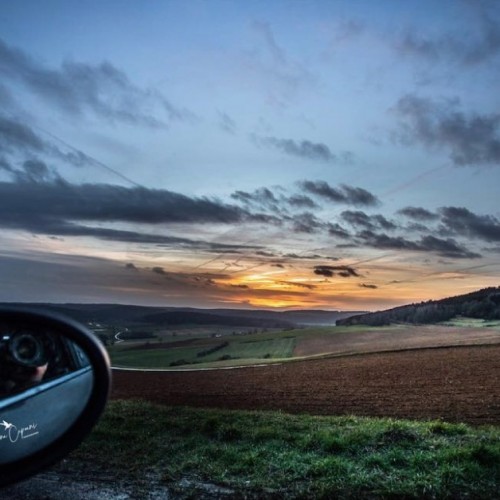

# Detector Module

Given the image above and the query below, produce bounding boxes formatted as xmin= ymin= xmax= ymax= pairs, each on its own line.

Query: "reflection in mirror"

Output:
xmin=0 ymin=328 xmax=90 ymax=398
xmin=0 ymin=326 xmax=93 ymax=465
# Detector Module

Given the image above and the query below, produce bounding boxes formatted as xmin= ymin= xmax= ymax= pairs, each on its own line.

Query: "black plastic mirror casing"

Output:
xmin=0 ymin=308 xmax=111 ymax=487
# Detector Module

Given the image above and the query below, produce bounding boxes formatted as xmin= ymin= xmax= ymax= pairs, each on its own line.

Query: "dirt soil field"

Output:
xmin=293 ymin=325 xmax=500 ymax=357
xmin=112 ymin=345 xmax=500 ymax=425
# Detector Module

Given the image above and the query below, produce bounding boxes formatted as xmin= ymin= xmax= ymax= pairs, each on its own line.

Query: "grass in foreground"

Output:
xmin=70 ymin=400 xmax=500 ymax=499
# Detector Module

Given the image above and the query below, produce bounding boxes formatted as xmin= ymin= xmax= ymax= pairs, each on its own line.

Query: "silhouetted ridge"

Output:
xmin=337 ymin=287 xmax=500 ymax=326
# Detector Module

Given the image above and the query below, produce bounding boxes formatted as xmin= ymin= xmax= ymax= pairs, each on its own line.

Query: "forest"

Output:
xmin=337 ymin=287 xmax=500 ymax=326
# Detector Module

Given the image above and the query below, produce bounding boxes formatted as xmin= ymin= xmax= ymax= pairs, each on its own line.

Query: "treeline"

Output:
xmin=196 ymin=341 xmax=229 ymax=358
xmin=337 ymin=287 xmax=500 ymax=326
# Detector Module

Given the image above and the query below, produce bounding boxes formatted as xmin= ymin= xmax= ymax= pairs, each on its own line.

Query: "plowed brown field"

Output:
xmin=112 ymin=345 xmax=500 ymax=425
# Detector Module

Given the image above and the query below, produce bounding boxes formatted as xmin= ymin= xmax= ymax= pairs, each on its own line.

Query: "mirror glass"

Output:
xmin=0 ymin=325 xmax=93 ymax=465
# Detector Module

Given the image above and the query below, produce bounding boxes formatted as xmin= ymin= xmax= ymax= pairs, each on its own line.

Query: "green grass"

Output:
xmin=221 ymin=336 xmax=295 ymax=359
xmin=109 ymin=336 xmax=296 ymax=368
xmin=440 ymin=316 xmax=500 ymax=328
xmin=109 ymin=345 xmax=203 ymax=368
xmin=70 ymin=400 xmax=500 ymax=498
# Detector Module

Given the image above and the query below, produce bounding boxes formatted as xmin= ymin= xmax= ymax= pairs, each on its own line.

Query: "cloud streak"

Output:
xmin=252 ymin=134 xmax=353 ymax=163
xmin=300 ymin=180 xmax=379 ymax=206
xmin=0 ymin=176 xmax=277 ymax=251
xmin=341 ymin=211 xmax=396 ymax=231
xmin=313 ymin=265 xmax=360 ymax=278
xmin=356 ymin=230 xmax=480 ymax=259
xmin=398 ymin=206 xmax=439 ymax=221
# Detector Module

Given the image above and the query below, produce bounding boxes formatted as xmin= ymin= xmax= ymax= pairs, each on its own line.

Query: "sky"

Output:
xmin=1 ymin=0 xmax=500 ymax=311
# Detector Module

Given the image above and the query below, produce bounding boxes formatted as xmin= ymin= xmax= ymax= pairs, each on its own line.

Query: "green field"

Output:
xmin=108 ymin=318 xmax=500 ymax=369
xmin=109 ymin=335 xmax=297 ymax=368
xmin=440 ymin=316 xmax=500 ymax=328
xmin=68 ymin=400 xmax=500 ymax=499
xmin=107 ymin=325 xmax=367 ymax=368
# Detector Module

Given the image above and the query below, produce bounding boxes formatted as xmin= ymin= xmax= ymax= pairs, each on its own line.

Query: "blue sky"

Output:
xmin=1 ymin=0 xmax=500 ymax=310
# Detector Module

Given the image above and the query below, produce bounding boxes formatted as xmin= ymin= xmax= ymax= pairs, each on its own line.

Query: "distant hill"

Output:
xmin=0 ymin=303 xmax=365 ymax=328
xmin=337 ymin=287 xmax=500 ymax=326
xmin=198 ymin=308 xmax=366 ymax=325
xmin=138 ymin=310 xmax=293 ymax=328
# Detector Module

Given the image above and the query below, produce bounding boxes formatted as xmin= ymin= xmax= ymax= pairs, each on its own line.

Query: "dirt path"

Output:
xmin=112 ymin=345 xmax=500 ymax=425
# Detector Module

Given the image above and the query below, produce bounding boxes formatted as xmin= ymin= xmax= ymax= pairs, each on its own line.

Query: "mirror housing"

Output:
xmin=0 ymin=308 xmax=111 ymax=486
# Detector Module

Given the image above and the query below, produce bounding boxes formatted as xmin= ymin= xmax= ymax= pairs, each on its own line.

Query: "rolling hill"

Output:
xmin=337 ymin=286 xmax=500 ymax=326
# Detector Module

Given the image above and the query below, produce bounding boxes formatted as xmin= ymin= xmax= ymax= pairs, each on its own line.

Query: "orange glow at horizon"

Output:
xmin=210 ymin=260 xmax=500 ymax=311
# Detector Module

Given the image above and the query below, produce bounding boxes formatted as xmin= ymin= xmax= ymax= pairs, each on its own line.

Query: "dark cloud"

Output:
xmin=125 ymin=263 xmax=138 ymax=270
xmin=341 ymin=210 xmax=395 ymax=230
xmin=152 ymin=267 xmax=167 ymax=275
xmin=252 ymin=134 xmax=352 ymax=163
xmin=0 ymin=179 xmax=245 ymax=225
xmin=0 ymin=37 xmax=193 ymax=128
xmin=327 ymin=223 xmax=351 ymax=239
xmin=406 ymin=222 xmax=432 ymax=233
xmin=394 ymin=94 xmax=500 ymax=166
xmin=288 ymin=212 xmax=325 ymax=233
xmin=417 ymin=235 xmax=481 ymax=259
xmin=231 ymin=187 xmax=280 ymax=211
xmin=300 ymin=180 xmax=379 ymax=206
xmin=398 ymin=206 xmax=439 ymax=221
xmin=439 ymin=206 xmax=500 ymax=242
xmin=0 ymin=115 xmax=46 ymax=153
xmin=372 ymin=215 xmax=398 ymax=231
xmin=278 ymin=280 xmax=316 ymax=290
xmin=255 ymin=250 xmax=277 ymax=257
xmin=0 ymin=115 xmax=129 ymax=181
xmin=395 ymin=7 xmax=500 ymax=66
xmin=283 ymin=253 xmax=339 ymax=261
xmin=230 ymin=182 xmax=378 ymax=226
xmin=24 ymin=221 xmax=219 ymax=248
xmin=0 ymin=178 xmax=276 ymax=251
xmin=230 ymin=190 xmax=253 ymax=204
xmin=6 ymin=159 xmax=62 ymax=184
xmin=286 ymin=194 xmax=318 ymax=209
xmin=341 ymin=185 xmax=380 ymax=207
xmin=356 ymin=229 xmax=480 ymax=259
xmin=313 ymin=265 xmax=359 ymax=278
xmin=356 ymin=230 xmax=417 ymax=251
xmin=359 ymin=283 xmax=378 ymax=289
xmin=18 ymin=159 xmax=52 ymax=181
xmin=231 ymin=185 xmax=321 ymax=214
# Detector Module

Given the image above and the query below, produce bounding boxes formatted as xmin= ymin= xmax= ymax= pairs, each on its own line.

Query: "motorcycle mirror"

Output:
xmin=0 ymin=308 xmax=111 ymax=487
